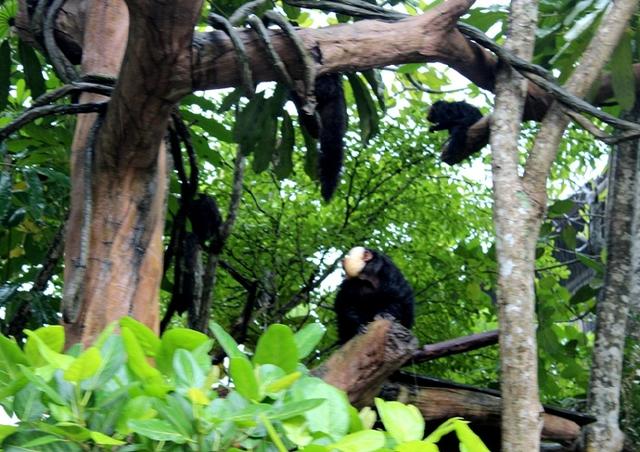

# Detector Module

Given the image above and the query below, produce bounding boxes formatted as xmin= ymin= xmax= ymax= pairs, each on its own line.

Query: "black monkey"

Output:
xmin=334 ymin=246 xmax=415 ymax=344
xmin=294 ymin=74 xmax=347 ymax=201
xmin=427 ymin=100 xmax=483 ymax=165
xmin=188 ymin=194 xmax=222 ymax=251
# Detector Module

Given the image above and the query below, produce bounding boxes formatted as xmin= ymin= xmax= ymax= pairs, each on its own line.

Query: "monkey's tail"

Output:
xmin=316 ymin=74 xmax=347 ymax=201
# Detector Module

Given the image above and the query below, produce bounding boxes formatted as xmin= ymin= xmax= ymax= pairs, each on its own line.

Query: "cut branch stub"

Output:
xmin=312 ymin=319 xmax=418 ymax=408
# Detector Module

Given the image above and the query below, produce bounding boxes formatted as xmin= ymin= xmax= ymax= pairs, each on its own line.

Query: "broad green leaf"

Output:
xmin=347 ymin=73 xmax=379 ymax=143
xmin=396 ymin=63 xmax=423 ymax=74
xmin=560 ymin=225 xmax=577 ymax=250
xmin=576 ymin=252 xmax=605 ymax=275
xmin=267 ymin=398 xmax=325 ymax=420
xmin=611 ymin=30 xmax=635 ymax=111
xmin=128 ymin=419 xmax=189 ymax=443
xmin=294 ymin=322 xmax=325 ymax=359
xmin=424 ymin=417 xmax=460 ymax=443
xmin=569 ymin=284 xmax=598 ymax=305
xmin=264 ymin=371 xmax=302 ymax=394
xmin=253 ymin=323 xmax=298 ymax=373
xmin=18 ymin=365 xmax=66 ymax=405
xmin=252 ymin=114 xmax=277 ymax=174
xmin=90 ymin=430 xmax=126 ymax=446
xmin=63 ymin=346 xmax=101 ymax=383
xmin=14 ymin=383 xmax=46 ymax=421
xmin=157 ymin=328 xmax=210 ymax=375
xmin=547 ymin=199 xmax=574 ymax=217
xmin=330 ymin=429 xmax=385 ymax=452
xmin=156 ymin=394 xmax=194 ymax=437
xmin=454 ymin=419 xmax=490 ymax=452
xmin=274 ymin=111 xmax=294 ymax=179
xmin=361 ymin=69 xmax=386 ymax=112
xmin=292 ymin=377 xmax=350 ymax=440
xmin=375 ymin=398 xmax=424 ymax=443
xmin=209 ymin=321 xmax=244 ymax=359
xmin=121 ymin=327 xmax=161 ymax=380
xmin=119 ymin=317 xmax=160 ymax=357
xmin=0 ymin=40 xmax=10 ymax=110
xmin=282 ymin=417 xmax=313 ymax=447
xmin=219 ymin=88 xmax=242 ymax=113
xmin=0 ymin=332 xmax=27 ymax=380
xmin=23 ymin=168 xmax=44 ymax=218
xmin=83 ymin=335 xmax=126 ymax=390
xmin=116 ymin=395 xmax=157 ymax=435
xmin=24 ymin=327 xmax=70 ymax=369
xmin=17 ymin=39 xmax=45 ymax=98
xmin=302 ymin=125 xmax=318 ymax=180
xmin=229 ymin=356 xmax=260 ymax=401
xmin=172 ymin=348 xmax=205 ymax=387
xmin=186 ymin=387 xmax=209 ymax=405
xmin=0 ymin=425 xmax=17 ymax=443
xmin=0 ymin=171 xmax=11 ymax=223
xmin=359 ymin=406 xmax=377 ymax=430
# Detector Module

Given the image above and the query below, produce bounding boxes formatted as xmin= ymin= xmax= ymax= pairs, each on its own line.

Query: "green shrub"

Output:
xmin=0 ymin=318 xmax=489 ymax=451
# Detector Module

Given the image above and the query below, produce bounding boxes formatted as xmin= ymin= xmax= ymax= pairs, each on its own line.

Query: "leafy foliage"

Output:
xmin=0 ymin=319 xmax=489 ymax=451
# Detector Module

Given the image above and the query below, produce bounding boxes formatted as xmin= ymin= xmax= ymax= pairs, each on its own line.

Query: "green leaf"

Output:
xmin=23 ymin=168 xmax=44 ymax=218
xmin=253 ymin=323 xmax=298 ymax=373
xmin=116 ymin=395 xmax=156 ymax=435
xmin=560 ymin=225 xmax=577 ymax=250
xmin=0 ymin=332 xmax=27 ymax=380
xmin=576 ymin=252 xmax=605 ymax=275
xmin=424 ymin=417 xmax=459 ymax=443
xmin=347 ymin=73 xmax=379 ymax=143
xmin=547 ymin=199 xmax=574 ymax=217
xmin=63 ymin=346 xmax=101 ymax=383
xmin=0 ymin=40 xmax=10 ymax=110
xmin=302 ymin=125 xmax=318 ymax=180
xmin=396 ymin=63 xmax=423 ymax=74
xmin=361 ymin=69 xmax=386 ymax=112
xmin=18 ymin=365 xmax=67 ymax=405
xmin=90 ymin=430 xmax=126 ymax=446
xmin=294 ymin=323 xmax=326 ymax=359
xmin=219 ymin=88 xmax=243 ymax=113
xmin=157 ymin=328 xmax=210 ymax=375
xmin=128 ymin=419 xmax=189 ymax=444
xmin=330 ymin=429 xmax=385 ymax=452
xmin=209 ymin=321 xmax=244 ymax=359
xmin=172 ymin=348 xmax=205 ymax=388
xmin=268 ymin=398 xmax=326 ymax=420
xmin=229 ymin=356 xmax=260 ymax=401
xmin=0 ymin=170 xmax=11 ymax=222
xmin=264 ymin=371 xmax=302 ymax=394
xmin=119 ymin=317 xmax=161 ymax=357
xmin=453 ymin=419 xmax=490 ymax=452
xmin=17 ymin=39 xmax=45 ymax=98
xmin=14 ymin=383 xmax=46 ymax=421
xmin=121 ymin=326 xmax=161 ymax=380
xmin=569 ymin=284 xmax=598 ymax=305
xmin=374 ymin=398 xmax=424 ymax=443
xmin=24 ymin=326 xmax=70 ymax=368
xmin=291 ymin=377 xmax=350 ymax=440
xmin=252 ymin=115 xmax=277 ymax=174
xmin=274 ymin=111 xmax=294 ymax=179
xmin=610 ymin=30 xmax=636 ymax=111
xmin=0 ymin=425 xmax=17 ymax=443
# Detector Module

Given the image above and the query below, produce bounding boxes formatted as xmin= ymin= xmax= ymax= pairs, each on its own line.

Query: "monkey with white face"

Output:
xmin=334 ymin=246 xmax=415 ymax=344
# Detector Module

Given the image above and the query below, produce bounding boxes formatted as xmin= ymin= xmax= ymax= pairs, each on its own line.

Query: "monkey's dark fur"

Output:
xmin=334 ymin=249 xmax=415 ymax=344
xmin=188 ymin=194 xmax=222 ymax=251
xmin=295 ymin=74 xmax=347 ymax=201
xmin=427 ymin=100 xmax=482 ymax=165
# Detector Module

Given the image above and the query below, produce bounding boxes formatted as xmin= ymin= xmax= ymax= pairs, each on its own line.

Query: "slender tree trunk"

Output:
xmin=586 ymin=102 xmax=640 ymax=451
xmin=489 ymin=2 xmax=542 ymax=449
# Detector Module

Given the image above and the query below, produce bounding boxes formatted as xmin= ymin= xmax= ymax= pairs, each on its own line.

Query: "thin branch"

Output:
xmin=411 ymin=329 xmax=499 ymax=363
xmin=0 ymin=103 xmax=107 ymax=143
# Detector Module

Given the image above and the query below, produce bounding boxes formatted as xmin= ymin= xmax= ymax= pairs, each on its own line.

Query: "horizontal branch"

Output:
xmin=411 ymin=329 xmax=499 ymax=362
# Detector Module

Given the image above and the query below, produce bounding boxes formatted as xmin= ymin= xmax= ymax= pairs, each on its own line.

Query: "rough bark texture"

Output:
xmin=58 ymin=0 xmax=204 ymax=345
xmin=312 ymin=319 xmax=418 ymax=408
xmin=489 ymin=1 xmax=542 ymax=450
xmin=412 ymin=329 xmax=498 ymax=361
xmin=585 ymin=102 xmax=640 ymax=451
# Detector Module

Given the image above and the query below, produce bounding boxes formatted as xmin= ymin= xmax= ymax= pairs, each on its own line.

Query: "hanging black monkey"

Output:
xmin=293 ymin=73 xmax=348 ymax=202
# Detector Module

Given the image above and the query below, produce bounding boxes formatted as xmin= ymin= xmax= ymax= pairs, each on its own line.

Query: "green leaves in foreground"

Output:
xmin=0 ymin=319 xmax=488 ymax=451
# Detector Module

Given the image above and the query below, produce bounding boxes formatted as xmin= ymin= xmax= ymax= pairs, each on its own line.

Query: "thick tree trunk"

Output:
xmin=490 ymin=1 xmax=543 ymax=449
xmin=585 ymin=102 xmax=640 ymax=451
xmin=58 ymin=0 xmax=203 ymax=345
